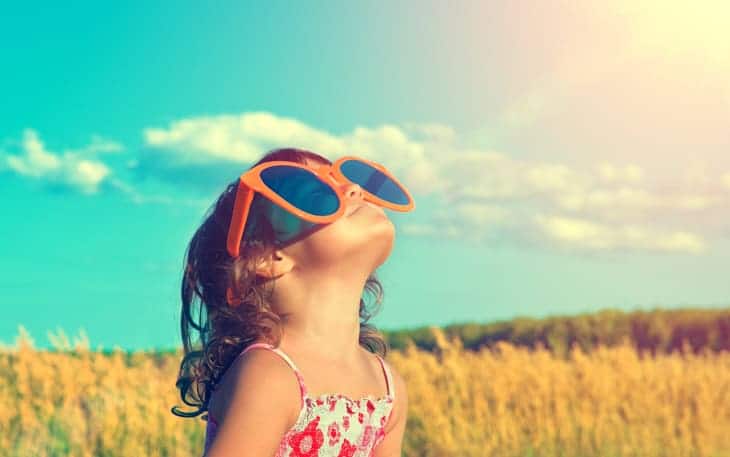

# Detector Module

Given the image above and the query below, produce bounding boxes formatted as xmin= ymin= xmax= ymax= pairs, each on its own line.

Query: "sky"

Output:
xmin=1 ymin=1 xmax=729 ymax=351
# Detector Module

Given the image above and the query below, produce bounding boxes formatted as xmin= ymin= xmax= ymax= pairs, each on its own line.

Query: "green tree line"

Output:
xmin=383 ymin=307 xmax=730 ymax=358
xmin=65 ymin=306 xmax=727 ymax=358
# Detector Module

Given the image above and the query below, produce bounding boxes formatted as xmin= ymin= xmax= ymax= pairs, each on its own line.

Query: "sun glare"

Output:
xmin=616 ymin=0 xmax=730 ymax=67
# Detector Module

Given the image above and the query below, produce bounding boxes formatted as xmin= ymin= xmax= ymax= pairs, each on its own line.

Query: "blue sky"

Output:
xmin=2 ymin=1 xmax=729 ymax=351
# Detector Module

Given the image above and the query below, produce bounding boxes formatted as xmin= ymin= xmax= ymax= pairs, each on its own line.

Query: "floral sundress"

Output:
xmin=203 ymin=342 xmax=396 ymax=456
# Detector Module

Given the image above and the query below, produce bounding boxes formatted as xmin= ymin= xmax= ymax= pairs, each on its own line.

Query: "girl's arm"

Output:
xmin=372 ymin=368 xmax=409 ymax=457
xmin=204 ymin=350 xmax=302 ymax=457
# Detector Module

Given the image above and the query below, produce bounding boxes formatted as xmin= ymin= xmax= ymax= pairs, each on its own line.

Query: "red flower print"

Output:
xmin=372 ymin=427 xmax=386 ymax=449
xmin=357 ymin=412 xmax=364 ymax=424
xmin=380 ymin=416 xmax=386 ymax=427
xmin=366 ymin=399 xmax=375 ymax=415
xmin=327 ymin=421 xmax=342 ymax=447
xmin=358 ymin=425 xmax=375 ymax=449
xmin=342 ymin=415 xmax=350 ymax=431
xmin=328 ymin=397 xmax=337 ymax=411
xmin=337 ymin=438 xmax=358 ymax=457
xmin=346 ymin=402 xmax=355 ymax=415
xmin=277 ymin=435 xmax=290 ymax=456
xmin=316 ymin=398 xmax=324 ymax=406
xmin=287 ymin=416 xmax=324 ymax=456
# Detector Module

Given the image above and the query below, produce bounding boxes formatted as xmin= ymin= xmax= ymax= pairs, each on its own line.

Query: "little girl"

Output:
xmin=171 ymin=148 xmax=414 ymax=456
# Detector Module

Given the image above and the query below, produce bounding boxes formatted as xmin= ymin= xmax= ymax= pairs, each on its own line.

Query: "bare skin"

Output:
xmin=209 ymin=157 xmax=397 ymax=423
xmin=257 ymin=158 xmax=395 ymax=363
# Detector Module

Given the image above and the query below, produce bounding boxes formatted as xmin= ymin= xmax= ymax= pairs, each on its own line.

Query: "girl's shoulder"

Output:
xmin=208 ymin=341 xmax=301 ymax=426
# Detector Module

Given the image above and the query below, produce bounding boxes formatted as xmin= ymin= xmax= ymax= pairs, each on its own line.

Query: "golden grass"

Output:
xmin=0 ymin=325 xmax=728 ymax=457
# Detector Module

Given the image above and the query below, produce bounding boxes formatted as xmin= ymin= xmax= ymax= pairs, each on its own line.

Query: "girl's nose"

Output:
xmin=342 ymin=182 xmax=364 ymax=200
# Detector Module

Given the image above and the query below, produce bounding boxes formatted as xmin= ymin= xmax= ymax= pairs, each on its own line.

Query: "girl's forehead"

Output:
xmin=304 ymin=159 xmax=328 ymax=169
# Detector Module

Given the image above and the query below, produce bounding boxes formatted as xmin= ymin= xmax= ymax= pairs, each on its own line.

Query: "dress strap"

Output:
xmin=374 ymin=354 xmax=395 ymax=400
xmin=239 ymin=342 xmax=308 ymax=406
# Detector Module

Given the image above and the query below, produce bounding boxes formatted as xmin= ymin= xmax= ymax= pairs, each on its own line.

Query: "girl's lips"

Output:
xmin=349 ymin=203 xmax=387 ymax=217
xmin=348 ymin=204 xmax=365 ymax=216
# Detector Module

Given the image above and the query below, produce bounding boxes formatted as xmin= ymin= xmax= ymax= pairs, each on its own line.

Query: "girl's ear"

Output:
xmin=255 ymin=250 xmax=295 ymax=279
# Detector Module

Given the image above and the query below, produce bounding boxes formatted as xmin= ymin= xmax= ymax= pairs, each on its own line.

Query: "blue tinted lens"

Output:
xmin=245 ymin=165 xmax=340 ymax=245
xmin=267 ymin=204 xmax=320 ymax=244
xmin=243 ymin=193 xmax=320 ymax=245
xmin=340 ymin=160 xmax=409 ymax=205
xmin=260 ymin=166 xmax=340 ymax=216
xmin=259 ymin=165 xmax=339 ymax=243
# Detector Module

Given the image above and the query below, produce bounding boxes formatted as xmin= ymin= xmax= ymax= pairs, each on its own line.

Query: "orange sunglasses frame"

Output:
xmin=226 ymin=155 xmax=415 ymax=260
xmin=224 ymin=155 xmax=415 ymax=307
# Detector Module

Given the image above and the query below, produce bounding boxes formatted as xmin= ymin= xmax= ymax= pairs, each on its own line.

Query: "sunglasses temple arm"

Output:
xmin=227 ymin=183 xmax=255 ymax=258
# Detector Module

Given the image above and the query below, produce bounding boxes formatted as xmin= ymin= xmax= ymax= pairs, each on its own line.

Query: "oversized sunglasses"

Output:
xmin=226 ymin=155 xmax=415 ymax=261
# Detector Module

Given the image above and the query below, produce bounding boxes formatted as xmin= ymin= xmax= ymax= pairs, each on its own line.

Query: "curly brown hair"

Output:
xmin=170 ymin=147 xmax=389 ymax=422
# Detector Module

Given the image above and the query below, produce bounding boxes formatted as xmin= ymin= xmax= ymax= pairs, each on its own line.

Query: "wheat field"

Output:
xmin=1 ymin=325 xmax=728 ymax=457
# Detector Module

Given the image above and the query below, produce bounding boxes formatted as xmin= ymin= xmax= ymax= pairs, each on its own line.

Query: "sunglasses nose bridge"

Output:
xmin=315 ymin=164 xmax=345 ymax=188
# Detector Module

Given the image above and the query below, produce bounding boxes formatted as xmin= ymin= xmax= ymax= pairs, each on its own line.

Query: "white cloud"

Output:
xmin=400 ymin=122 xmax=456 ymax=144
xmin=595 ymin=162 xmax=643 ymax=183
xmin=556 ymin=186 xmax=658 ymax=212
xmin=1 ymin=129 xmax=113 ymax=195
xmin=143 ymin=112 xmax=345 ymax=164
xmin=5 ymin=129 xmax=61 ymax=176
xmin=401 ymin=223 xmax=438 ymax=237
xmin=138 ymin=111 xmax=730 ymax=255
xmin=534 ymin=214 xmax=706 ymax=254
xmin=555 ymin=185 xmax=727 ymax=213
xmin=68 ymin=160 xmax=109 ymax=192
xmin=64 ymin=134 xmax=124 ymax=156
xmin=524 ymin=163 xmax=591 ymax=194
xmin=142 ymin=112 xmax=446 ymax=195
xmin=106 ymin=177 xmax=208 ymax=207
xmin=443 ymin=202 xmax=510 ymax=229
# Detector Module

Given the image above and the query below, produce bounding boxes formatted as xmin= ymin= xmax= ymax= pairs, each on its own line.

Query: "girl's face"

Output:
xmin=277 ymin=159 xmax=396 ymax=275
